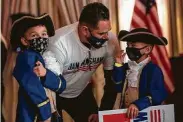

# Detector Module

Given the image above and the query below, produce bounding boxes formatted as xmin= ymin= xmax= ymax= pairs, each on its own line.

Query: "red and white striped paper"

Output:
xmin=99 ymin=104 xmax=174 ymax=122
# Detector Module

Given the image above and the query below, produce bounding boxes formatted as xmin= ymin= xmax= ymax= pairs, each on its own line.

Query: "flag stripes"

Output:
xmin=150 ymin=109 xmax=161 ymax=122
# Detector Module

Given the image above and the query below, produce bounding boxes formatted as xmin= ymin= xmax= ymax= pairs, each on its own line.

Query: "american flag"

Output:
xmin=131 ymin=0 xmax=174 ymax=93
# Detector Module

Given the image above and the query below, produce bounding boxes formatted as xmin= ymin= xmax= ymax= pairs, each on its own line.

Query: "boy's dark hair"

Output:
xmin=79 ymin=2 xmax=109 ymax=29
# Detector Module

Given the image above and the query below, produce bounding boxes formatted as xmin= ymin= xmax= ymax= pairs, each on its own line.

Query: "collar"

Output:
xmin=128 ymin=57 xmax=151 ymax=71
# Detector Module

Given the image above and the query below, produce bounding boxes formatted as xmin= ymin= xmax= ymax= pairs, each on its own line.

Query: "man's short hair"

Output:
xmin=79 ymin=2 xmax=109 ymax=29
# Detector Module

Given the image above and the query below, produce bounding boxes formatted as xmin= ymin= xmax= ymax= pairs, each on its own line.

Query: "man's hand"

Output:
xmin=33 ymin=61 xmax=47 ymax=77
xmin=88 ymin=114 xmax=98 ymax=122
xmin=115 ymin=50 xmax=126 ymax=64
xmin=127 ymin=104 xmax=139 ymax=119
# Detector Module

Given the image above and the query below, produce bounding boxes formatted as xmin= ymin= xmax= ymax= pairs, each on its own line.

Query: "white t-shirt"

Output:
xmin=43 ymin=22 xmax=118 ymax=98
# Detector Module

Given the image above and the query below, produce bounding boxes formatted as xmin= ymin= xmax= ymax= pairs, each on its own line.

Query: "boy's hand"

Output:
xmin=115 ymin=50 xmax=126 ymax=64
xmin=88 ymin=114 xmax=98 ymax=122
xmin=127 ymin=104 xmax=139 ymax=119
xmin=34 ymin=61 xmax=46 ymax=77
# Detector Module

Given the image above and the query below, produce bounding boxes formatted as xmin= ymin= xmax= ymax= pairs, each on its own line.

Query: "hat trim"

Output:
xmin=11 ymin=13 xmax=49 ymax=29
xmin=120 ymin=32 xmax=166 ymax=45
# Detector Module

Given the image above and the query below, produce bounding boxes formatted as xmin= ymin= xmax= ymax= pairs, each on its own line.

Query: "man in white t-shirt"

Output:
xmin=43 ymin=2 xmax=121 ymax=122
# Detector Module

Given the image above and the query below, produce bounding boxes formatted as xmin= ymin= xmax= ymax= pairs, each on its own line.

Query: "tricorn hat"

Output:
xmin=10 ymin=13 xmax=55 ymax=50
xmin=118 ymin=28 xmax=168 ymax=45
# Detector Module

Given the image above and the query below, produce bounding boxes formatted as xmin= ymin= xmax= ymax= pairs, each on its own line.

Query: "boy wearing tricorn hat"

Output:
xmin=112 ymin=28 xmax=168 ymax=119
xmin=10 ymin=13 xmax=66 ymax=122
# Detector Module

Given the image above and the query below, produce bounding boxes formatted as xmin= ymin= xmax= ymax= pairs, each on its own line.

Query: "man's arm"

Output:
xmin=99 ymin=32 xmax=121 ymax=110
xmin=99 ymin=70 xmax=117 ymax=110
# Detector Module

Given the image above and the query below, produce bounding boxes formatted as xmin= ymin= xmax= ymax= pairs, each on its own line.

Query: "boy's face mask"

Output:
xmin=29 ymin=37 xmax=49 ymax=54
xmin=87 ymin=29 xmax=108 ymax=49
xmin=126 ymin=46 xmax=147 ymax=61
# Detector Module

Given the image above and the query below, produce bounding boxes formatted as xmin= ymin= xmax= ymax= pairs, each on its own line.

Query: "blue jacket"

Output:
xmin=112 ymin=62 xmax=168 ymax=111
xmin=13 ymin=49 xmax=66 ymax=122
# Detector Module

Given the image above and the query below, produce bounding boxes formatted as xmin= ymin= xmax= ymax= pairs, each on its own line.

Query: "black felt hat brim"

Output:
xmin=118 ymin=28 xmax=168 ymax=45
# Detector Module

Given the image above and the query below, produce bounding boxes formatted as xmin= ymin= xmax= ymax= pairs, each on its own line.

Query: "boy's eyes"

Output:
xmin=30 ymin=32 xmax=48 ymax=38
xmin=42 ymin=32 xmax=48 ymax=36
xmin=31 ymin=34 xmax=37 ymax=38
xmin=127 ymin=42 xmax=137 ymax=47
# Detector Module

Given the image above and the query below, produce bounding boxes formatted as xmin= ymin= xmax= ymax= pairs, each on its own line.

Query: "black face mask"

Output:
xmin=88 ymin=29 xmax=108 ymax=49
xmin=126 ymin=46 xmax=147 ymax=61
xmin=29 ymin=37 xmax=49 ymax=54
